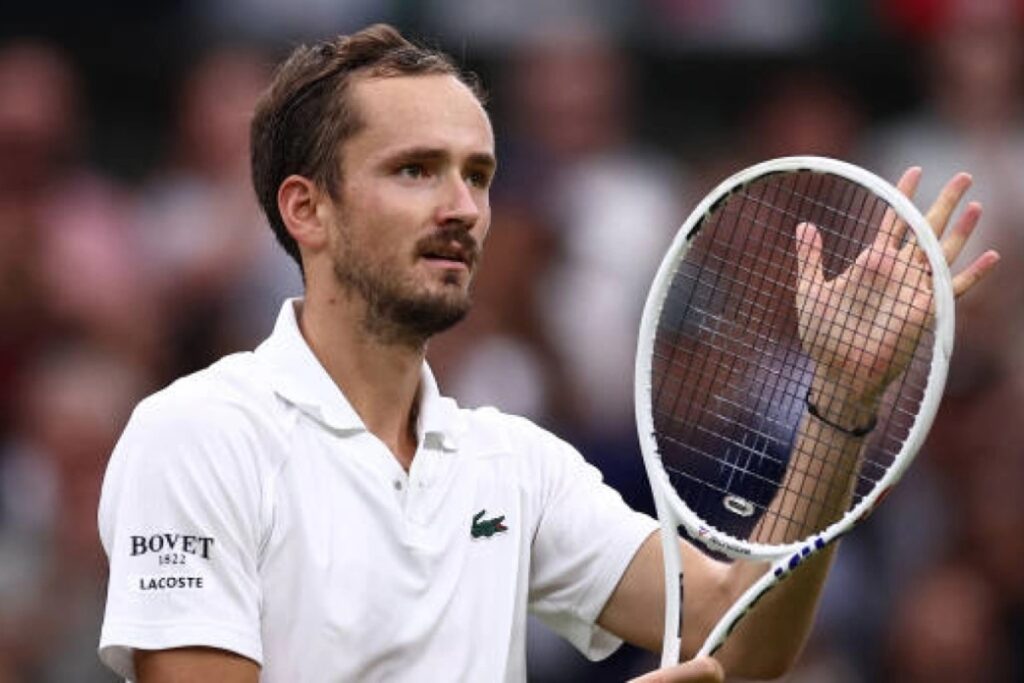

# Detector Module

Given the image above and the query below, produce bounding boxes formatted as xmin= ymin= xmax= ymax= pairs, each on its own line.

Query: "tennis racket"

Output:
xmin=634 ymin=156 xmax=954 ymax=666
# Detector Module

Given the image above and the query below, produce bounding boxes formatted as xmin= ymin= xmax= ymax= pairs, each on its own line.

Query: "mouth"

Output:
xmin=418 ymin=239 xmax=476 ymax=272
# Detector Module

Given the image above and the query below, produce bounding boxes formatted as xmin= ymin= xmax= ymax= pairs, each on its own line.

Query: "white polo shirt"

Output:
xmin=98 ymin=299 xmax=657 ymax=682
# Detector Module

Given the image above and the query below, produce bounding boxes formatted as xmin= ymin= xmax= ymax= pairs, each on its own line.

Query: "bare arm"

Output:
xmin=135 ymin=647 xmax=259 ymax=683
xmin=600 ymin=168 xmax=999 ymax=679
xmin=629 ymin=656 xmax=724 ymax=683
xmin=598 ymin=530 xmax=811 ymax=679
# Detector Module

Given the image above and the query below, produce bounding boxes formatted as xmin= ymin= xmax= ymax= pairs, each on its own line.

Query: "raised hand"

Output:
xmin=794 ymin=168 xmax=999 ymax=424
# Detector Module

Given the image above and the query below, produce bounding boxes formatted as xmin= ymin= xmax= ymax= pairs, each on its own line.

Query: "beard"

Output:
xmin=332 ymin=224 xmax=479 ymax=348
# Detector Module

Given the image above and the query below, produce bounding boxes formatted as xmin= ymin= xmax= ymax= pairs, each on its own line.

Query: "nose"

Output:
xmin=436 ymin=174 xmax=481 ymax=228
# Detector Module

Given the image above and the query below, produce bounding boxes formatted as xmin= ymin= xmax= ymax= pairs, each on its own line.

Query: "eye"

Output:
xmin=397 ymin=163 xmax=429 ymax=180
xmin=466 ymin=170 xmax=492 ymax=189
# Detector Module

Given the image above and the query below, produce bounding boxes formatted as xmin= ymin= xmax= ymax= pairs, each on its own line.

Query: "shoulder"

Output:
xmin=133 ymin=352 xmax=279 ymax=438
xmin=456 ymin=404 xmax=570 ymax=453
xmin=454 ymin=405 xmax=590 ymax=485
xmin=99 ymin=353 xmax=283 ymax=544
xmin=113 ymin=352 xmax=289 ymax=480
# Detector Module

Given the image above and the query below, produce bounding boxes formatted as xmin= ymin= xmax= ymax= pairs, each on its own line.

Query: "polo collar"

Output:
xmin=255 ymin=299 xmax=463 ymax=450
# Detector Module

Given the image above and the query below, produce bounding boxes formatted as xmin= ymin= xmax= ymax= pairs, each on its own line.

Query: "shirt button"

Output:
xmin=393 ymin=480 xmax=403 ymax=491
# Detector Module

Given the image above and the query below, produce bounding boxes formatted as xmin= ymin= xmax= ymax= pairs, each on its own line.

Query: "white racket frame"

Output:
xmin=634 ymin=156 xmax=955 ymax=666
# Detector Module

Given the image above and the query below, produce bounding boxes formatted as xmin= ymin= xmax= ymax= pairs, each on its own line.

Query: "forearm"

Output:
xmin=712 ymin=535 xmax=837 ymax=678
xmin=715 ymin=392 xmax=873 ymax=677
xmin=756 ymin=382 xmax=871 ymax=546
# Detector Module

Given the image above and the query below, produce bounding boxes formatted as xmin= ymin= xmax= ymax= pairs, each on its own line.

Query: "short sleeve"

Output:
xmin=97 ymin=392 xmax=267 ymax=680
xmin=526 ymin=433 xmax=657 ymax=661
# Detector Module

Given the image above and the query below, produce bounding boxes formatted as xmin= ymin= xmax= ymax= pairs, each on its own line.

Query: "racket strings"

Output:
xmin=705 ymin=209 xmax=934 ymax=321
xmin=653 ymin=343 xmax=918 ymax=480
xmin=663 ymin=255 xmax=930 ymax=377
xmin=652 ymin=171 xmax=934 ymax=546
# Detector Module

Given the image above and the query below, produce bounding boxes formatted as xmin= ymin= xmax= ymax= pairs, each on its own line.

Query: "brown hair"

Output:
xmin=250 ymin=24 xmax=485 ymax=273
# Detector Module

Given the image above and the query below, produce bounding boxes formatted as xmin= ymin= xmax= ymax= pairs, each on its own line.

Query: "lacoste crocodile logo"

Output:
xmin=471 ymin=509 xmax=508 ymax=539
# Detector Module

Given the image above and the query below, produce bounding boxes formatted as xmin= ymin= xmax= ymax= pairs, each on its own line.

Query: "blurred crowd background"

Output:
xmin=0 ymin=0 xmax=1021 ymax=681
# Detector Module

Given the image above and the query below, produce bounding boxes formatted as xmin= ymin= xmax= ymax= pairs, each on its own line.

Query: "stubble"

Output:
xmin=332 ymin=223 xmax=479 ymax=348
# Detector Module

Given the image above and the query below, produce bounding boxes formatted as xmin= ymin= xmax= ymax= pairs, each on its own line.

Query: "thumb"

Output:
xmin=628 ymin=656 xmax=725 ymax=683
xmin=795 ymin=221 xmax=824 ymax=291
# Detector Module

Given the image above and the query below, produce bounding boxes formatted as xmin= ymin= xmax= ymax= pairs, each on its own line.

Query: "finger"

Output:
xmin=628 ymin=657 xmax=725 ymax=683
xmin=881 ymin=166 xmax=922 ymax=249
xmin=925 ymin=172 xmax=972 ymax=240
xmin=941 ymin=201 xmax=982 ymax=266
xmin=795 ymin=222 xmax=825 ymax=292
xmin=952 ymin=249 xmax=1001 ymax=299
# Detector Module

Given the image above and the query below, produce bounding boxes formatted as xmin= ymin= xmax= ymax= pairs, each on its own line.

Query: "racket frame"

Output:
xmin=634 ymin=156 xmax=955 ymax=665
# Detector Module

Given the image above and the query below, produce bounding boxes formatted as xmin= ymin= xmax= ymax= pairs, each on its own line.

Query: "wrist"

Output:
xmin=806 ymin=377 xmax=879 ymax=437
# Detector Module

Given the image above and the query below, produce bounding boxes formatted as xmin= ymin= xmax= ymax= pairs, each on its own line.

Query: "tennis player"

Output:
xmin=97 ymin=24 xmax=996 ymax=682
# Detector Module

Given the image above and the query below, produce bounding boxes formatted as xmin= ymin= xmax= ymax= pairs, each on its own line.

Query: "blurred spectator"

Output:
xmin=867 ymin=0 xmax=1024 ymax=395
xmin=695 ymin=67 xmax=866 ymax=196
xmin=647 ymin=0 xmax=826 ymax=51
xmin=0 ymin=40 xmax=153 ymax=435
xmin=134 ymin=47 xmax=301 ymax=379
xmin=193 ymin=0 xmax=397 ymax=45
xmin=860 ymin=6 xmax=1024 ymax=673
xmin=883 ymin=560 xmax=1007 ymax=682
xmin=745 ymin=70 xmax=864 ymax=161
xmin=960 ymin=428 xmax=1024 ymax=681
xmin=422 ymin=0 xmax=632 ymax=49
xmin=0 ymin=345 xmax=147 ymax=681
xmin=500 ymin=26 xmax=690 ymax=446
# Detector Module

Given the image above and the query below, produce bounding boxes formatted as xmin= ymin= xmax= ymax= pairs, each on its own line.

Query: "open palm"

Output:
xmin=795 ymin=168 xmax=998 ymax=412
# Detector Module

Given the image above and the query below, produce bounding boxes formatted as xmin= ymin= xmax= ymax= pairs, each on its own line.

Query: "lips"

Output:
xmin=417 ymin=232 xmax=478 ymax=270
xmin=422 ymin=244 xmax=469 ymax=265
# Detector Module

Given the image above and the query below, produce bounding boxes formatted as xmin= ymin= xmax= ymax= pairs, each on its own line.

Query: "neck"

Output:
xmin=298 ymin=286 xmax=424 ymax=470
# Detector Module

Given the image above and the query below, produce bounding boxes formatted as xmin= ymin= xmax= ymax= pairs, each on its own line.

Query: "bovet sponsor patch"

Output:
xmin=128 ymin=532 xmax=215 ymax=566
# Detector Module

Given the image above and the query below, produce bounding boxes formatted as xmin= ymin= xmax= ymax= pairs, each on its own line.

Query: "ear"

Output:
xmin=278 ymin=174 xmax=332 ymax=254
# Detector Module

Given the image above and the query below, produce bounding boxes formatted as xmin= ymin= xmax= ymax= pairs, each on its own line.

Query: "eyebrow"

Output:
xmin=384 ymin=146 xmax=497 ymax=171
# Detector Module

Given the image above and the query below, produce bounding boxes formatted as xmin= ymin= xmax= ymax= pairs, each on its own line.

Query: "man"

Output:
xmin=97 ymin=25 xmax=997 ymax=682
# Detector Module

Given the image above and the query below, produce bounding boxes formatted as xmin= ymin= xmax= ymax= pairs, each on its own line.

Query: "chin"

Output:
xmin=424 ymin=272 xmax=472 ymax=302
xmin=394 ymin=297 xmax=471 ymax=341
xmin=380 ymin=282 xmax=473 ymax=341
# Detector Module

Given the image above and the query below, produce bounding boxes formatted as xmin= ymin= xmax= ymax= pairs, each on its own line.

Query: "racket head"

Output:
xmin=635 ymin=156 xmax=954 ymax=562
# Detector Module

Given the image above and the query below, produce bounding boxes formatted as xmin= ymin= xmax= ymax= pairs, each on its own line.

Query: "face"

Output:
xmin=328 ymin=73 xmax=495 ymax=346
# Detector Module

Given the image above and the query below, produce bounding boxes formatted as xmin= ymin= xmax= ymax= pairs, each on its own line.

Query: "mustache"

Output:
xmin=415 ymin=226 xmax=481 ymax=268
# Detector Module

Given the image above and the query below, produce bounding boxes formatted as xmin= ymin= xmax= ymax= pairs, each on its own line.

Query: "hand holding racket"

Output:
xmin=629 ymin=656 xmax=724 ymax=683
xmin=634 ymin=157 xmax=998 ymax=668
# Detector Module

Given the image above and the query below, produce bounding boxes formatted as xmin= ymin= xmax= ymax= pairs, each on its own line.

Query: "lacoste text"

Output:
xmin=137 ymin=575 xmax=204 ymax=591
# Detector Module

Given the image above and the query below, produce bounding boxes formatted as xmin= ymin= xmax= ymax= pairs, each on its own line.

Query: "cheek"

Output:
xmin=475 ymin=208 xmax=492 ymax=245
xmin=355 ymin=187 xmax=428 ymax=241
xmin=338 ymin=191 xmax=404 ymax=254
